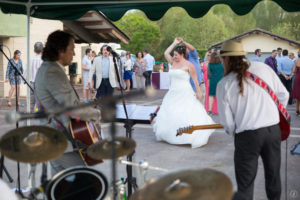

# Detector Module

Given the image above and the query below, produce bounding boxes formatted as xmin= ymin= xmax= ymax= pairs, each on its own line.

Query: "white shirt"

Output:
xmin=216 ymin=61 xmax=289 ymax=136
xmin=124 ymin=59 xmax=132 ymax=71
xmin=24 ymin=54 xmax=43 ymax=82
xmin=144 ymin=54 xmax=155 ymax=71
xmin=82 ymin=55 xmax=91 ymax=76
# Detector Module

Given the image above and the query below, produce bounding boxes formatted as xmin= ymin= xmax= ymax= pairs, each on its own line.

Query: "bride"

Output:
xmin=153 ymin=38 xmax=215 ymax=148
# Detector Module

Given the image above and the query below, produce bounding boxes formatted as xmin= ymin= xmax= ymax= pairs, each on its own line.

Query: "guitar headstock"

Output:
xmin=176 ymin=126 xmax=194 ymax=136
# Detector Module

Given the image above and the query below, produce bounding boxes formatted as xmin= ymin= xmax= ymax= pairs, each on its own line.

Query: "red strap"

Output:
xmin=246 ymin=72 xmax=290 ymax=121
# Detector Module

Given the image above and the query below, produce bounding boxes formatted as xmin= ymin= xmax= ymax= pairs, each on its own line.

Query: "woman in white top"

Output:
xmin=123 ymin=51 xmax=132 ymax=92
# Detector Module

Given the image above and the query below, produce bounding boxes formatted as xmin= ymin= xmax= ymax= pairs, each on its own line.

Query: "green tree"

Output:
xmin=251 ymin=0 xmax=300 ymax=40
xmin=154 ymin=7 xmax=230 ymax=61
xmin=211 ymin=5 xmax=256 ymax=36
xmin=115 ymin=11 xmax=161 ymax=55
xmin=272 ymin=22 xmax=300 ymax=41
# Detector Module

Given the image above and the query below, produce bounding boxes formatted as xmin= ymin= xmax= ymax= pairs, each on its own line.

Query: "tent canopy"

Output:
xmin=0 ymin=0 xmax=300 ymax=21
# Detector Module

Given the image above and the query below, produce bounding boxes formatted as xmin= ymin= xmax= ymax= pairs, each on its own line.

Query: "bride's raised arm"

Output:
xmin=164 ymin=38 xmax=180 ymax=65
xmin=188 ymin=62 xmax=203 ymax=101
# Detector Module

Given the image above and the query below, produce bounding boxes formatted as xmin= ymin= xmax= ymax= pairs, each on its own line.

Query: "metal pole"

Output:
xmin=26 ymin=2 xmax=31 ymax=123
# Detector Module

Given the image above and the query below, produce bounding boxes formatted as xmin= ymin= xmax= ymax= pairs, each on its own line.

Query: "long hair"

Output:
xmin=42 ymin=30 xmax=73 ymax=61
xmin=224 ymin=56 xmax=250 ymax=94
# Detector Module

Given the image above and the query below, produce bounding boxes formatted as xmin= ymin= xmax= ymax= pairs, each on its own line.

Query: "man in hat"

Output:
xmin=216 ymin=40 xmax=289 ymax=200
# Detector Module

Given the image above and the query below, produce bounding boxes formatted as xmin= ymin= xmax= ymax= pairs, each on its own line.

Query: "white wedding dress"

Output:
xmin=153 ymin=68 xmax=215 ymax=148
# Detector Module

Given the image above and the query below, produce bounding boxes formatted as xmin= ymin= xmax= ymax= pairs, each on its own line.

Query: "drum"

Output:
xmin=46 ymin=166 xmax=108 ymax=200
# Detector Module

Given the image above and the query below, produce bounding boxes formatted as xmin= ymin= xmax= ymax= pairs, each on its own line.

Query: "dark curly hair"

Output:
xmin=136 ymin=51 xmax=143 ymax=58
xmin=224 ymin=56 xmax=250 ymax=94
xmin=174 ymin=45 xmax=186 ymax=58
xmin=42 ymin=30 xmax=73 ymax=61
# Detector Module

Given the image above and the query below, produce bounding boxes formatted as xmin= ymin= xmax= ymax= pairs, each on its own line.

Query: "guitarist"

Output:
xmin=216 ymin=41 xmax=289 ymax=200
xmin=35 ymin=31 xmax=101 ymax=175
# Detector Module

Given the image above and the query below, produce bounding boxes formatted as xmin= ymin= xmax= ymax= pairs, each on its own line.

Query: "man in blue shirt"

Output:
xmin=178 ymin=38 xmax=205 ymax=104
xmin=143 ymin=50 xmax=155 ymax=87
xmin=252 ymin=49 xmax=262 ymax=62
xmin=278 ymin=49 xmax=294 ymax=104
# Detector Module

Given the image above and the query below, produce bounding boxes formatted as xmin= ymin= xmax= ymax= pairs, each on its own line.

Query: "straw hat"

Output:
xmin=220 ymin=40 xmax=247 ymax=56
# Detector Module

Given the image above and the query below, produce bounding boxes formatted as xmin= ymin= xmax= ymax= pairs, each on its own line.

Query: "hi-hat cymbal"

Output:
xmin=0 ymin=126 xmax=67 ymax=163
xmin=87 ymin=137 xmax=136 ymax=160
xmin=130 ymin=168 xmax=233 ymax=200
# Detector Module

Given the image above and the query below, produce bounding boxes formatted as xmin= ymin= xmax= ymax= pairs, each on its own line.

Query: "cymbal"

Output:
xmin=87 ymin=137 xmax=136 ymax=160
xmin=130 ymin=168 xmax=233 ymax=200
xmin=0 ymin=126 xmax=67 ymax=163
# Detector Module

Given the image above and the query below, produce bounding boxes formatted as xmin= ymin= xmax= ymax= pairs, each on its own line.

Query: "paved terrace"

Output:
xmin=0 ymin=85 xmax=299 ymax=200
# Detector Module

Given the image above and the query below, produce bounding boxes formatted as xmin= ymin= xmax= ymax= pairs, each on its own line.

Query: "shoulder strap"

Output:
xmin=245 ymin=71 xmax=290 ymax=121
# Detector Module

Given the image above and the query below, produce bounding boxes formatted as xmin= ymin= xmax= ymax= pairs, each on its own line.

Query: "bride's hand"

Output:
xmin=173 ymin=38 xmax=180 ymax=45
xmin=197 ymin=93 xmax=203 ymax=101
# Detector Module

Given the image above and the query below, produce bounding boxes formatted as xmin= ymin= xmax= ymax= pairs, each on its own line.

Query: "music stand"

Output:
xmin=115 ymin=104 xmax=159 ymax=195
xmin=109 ymin=51 xmax=139 ymax=198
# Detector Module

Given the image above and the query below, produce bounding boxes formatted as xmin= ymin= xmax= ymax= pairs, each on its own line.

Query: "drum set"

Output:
xmin=0 ymin=124 xmax=234 ymax=200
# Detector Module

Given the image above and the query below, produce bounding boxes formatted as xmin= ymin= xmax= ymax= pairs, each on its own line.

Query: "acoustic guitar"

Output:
xmin=176 ymin=124 xmax=223 ymax=136
xmin=70 ymin=119 xmax=103 ymax=165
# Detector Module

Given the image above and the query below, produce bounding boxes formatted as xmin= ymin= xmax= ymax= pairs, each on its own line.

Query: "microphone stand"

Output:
xmin=111 ymin=53 xmax=138 ymax=197
xmin=0 ymin=46 xmax=34 ymax=198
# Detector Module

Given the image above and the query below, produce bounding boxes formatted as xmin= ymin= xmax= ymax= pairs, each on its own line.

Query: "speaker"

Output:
xmin=69 ymin=62 xmax=77 ymax=75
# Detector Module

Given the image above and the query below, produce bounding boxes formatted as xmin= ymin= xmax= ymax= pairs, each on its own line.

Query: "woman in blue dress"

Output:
xmin=5 ymin=50 xmax=23 ymax=107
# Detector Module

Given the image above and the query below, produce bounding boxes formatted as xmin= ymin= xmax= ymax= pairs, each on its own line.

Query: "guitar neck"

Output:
xmin=193 ymin=124 xmax=223 ymax=130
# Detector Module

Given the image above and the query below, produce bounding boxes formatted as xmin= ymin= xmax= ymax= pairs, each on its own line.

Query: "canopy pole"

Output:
xmin=26 ymin=2 xmax=31 ymax=123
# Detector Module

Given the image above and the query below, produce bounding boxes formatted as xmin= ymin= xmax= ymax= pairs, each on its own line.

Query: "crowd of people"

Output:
xmin=252 ymin=47 xmax=300 ymax=115
xmin=81 ymin=47 xmax=155 ymax=100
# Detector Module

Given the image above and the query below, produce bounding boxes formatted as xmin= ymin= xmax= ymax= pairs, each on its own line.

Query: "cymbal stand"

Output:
xmin=0 ymin=155 xmax=13 ymax=182
xmin=0 ymin=45 xmax=34 ymax=198
xmin=119 ymin=159 xmax=168 ymax=186
xmin=27 ymin=164 xmax=36 ymax=189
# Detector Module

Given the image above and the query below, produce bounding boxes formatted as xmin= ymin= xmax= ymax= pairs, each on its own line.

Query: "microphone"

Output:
xmin=106 ymin=46 xmax=119 ymax=58
xmin=5 ymin=110 xmax=48 ymax=123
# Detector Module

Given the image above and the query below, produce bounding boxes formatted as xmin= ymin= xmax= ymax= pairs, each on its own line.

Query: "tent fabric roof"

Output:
xmin=0 ymin=0 xmax=300 ymax=21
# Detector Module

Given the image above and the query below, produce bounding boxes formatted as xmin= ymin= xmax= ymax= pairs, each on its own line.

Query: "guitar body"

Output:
xmin=70 ymin=119 xmax=103 ymax=165
xmin=279 ymin=112 xmax=290 ymax=141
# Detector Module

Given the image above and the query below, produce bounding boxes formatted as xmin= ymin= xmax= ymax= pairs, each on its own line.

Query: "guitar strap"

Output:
xmin=245 ymin=71 xmax=290 ymax=121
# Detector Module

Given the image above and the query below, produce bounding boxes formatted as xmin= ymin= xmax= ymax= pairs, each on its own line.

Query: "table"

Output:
xmin=151 ymin=72 xmax=170 ymax=90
